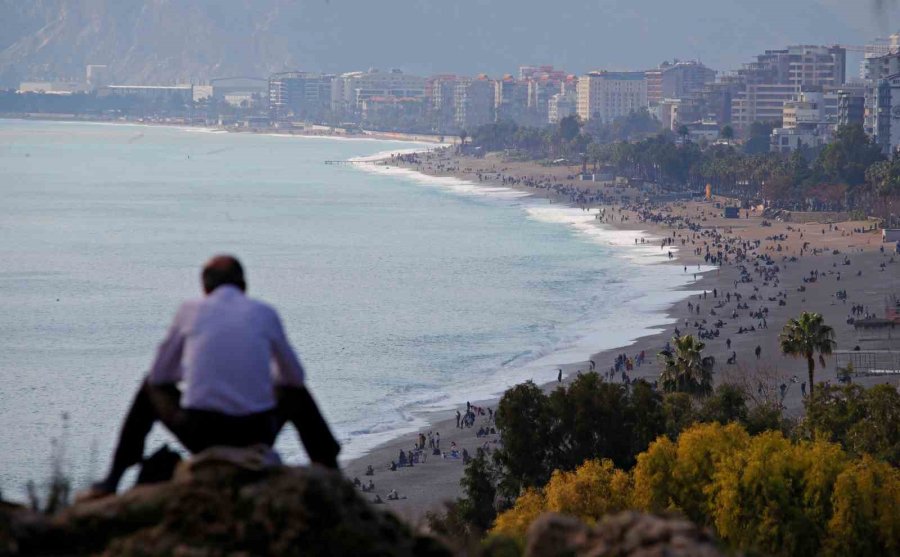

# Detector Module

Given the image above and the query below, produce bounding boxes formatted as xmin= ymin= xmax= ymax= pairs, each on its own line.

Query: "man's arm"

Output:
xmin=147 ymin=305 xmax=187 ymax=385
xmin=269 ymin=309 xmax=305 ymax=387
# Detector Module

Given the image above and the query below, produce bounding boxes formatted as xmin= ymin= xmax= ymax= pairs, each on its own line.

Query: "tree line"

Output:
xmin=429 ymin=312 xmax=900 ymax=556
xmin=467 ymin=116 xmax=900 ymax=217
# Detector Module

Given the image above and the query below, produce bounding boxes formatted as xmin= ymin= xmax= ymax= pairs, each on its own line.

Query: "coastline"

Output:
xmin=340 ymin=147 xmax=900 ymax=521
xmin=0 ymin=113 xmax=454 ymax=145
xmin=6 ymin=117 xmax=894 ymax=521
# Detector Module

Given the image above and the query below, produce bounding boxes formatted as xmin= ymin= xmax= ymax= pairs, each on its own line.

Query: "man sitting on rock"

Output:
xmin=84 ymin=255 xmax=340 ymax=498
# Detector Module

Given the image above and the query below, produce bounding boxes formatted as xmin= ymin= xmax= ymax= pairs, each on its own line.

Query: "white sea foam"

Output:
xmin=336 ymin=160 xmax=718 ymax=460
xmin=524 ymin=205 xmax=680 ymax=264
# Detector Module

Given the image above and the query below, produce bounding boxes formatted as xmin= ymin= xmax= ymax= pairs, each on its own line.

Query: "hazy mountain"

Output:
xmin=0 ymin=0 xmax=896 ymax=87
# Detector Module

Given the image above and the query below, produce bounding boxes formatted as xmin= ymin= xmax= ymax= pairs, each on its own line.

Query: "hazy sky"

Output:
xmin=285 ymin=0 xmax=900 ymax=75
xmin=2 ymin=0 xmax=900 ymax=83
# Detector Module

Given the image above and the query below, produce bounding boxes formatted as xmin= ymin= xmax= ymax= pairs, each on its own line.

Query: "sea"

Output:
xmin=0 ymin=119 xmax=706 ymax=494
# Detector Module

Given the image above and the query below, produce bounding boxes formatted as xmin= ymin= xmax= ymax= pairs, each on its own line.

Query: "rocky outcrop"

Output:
xmin=0 ymin=452 xmax=450 ymax=557
xmin=523 ymin=512 xmax=724 ymax=557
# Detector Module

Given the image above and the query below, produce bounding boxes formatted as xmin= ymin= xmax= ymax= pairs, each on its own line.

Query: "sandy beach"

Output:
xmin=342 ymin=147 xmax=900 ymax=521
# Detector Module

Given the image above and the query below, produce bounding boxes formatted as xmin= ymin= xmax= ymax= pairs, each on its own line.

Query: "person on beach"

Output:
xmin=81 ymin=255 xmax=340 ymax=499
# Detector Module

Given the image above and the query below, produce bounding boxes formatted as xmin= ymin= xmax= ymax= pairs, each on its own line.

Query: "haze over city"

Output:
xmin=2 ymin=0 xmax=900 ymax=84
xmin=1 ymin=2 xmax=900 ymax=556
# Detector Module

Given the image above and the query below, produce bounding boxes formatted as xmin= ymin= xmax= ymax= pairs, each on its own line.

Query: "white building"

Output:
xmin=655 ymin=98 xmax=681 ymax=131
xmin=85 ymin=65 xmax=109 ymax=89
xmin=769 ymin=90 xmax=833 ymax=153
xmin=576 ymin=71 xmax=647 ymax=122
xmin=18 ymin=81 xmax=84 ymax=94
xmin=331 ymin=69 xmax=426 ymax=116
xmin=548 ymin=91 xmax=577 ymax=124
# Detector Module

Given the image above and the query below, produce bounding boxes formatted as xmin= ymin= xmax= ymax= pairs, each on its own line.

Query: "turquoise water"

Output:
xmin=0 ymin=119 xmax=700 ymax=493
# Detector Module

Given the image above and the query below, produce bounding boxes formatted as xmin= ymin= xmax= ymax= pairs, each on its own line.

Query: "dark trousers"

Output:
xmin=106 ymin=379 xmax=340 ymax=483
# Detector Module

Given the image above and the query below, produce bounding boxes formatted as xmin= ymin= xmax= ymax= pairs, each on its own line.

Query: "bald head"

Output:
xmin=202 ymin=255 xmax=246 ymax=294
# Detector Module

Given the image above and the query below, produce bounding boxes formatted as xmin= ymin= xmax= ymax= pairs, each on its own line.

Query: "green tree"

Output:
xmin=493 ymin=381 xmax=550 ymax=495
xmin=698 ymin=383 xmax=748 ymax=425
xmin=558 ymin=115 xmax=581 ymax=143
xmin=720 ymin=125 xmax=735 ymax=140
xmin=457 ymin=449 xmax=498 ymax=532
xmin=492 ymin=373 xmax=667 ymax=498
xmin=779 ymin=312 xmax=836 ymax=399
xmin=802 ymin=383 xmax=900 ymax=465
xmin=662 ymin=392 xmax=697 ymax=439
xmin=744 ymin=121 xmax=777 ymax=155
xmin=658 ymin=335 xmax=715 ymax=396
xmin=814 ymin=124 xmax=884 ymax=187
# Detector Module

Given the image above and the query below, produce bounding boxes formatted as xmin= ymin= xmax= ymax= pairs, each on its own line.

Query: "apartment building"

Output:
xmin=495 ymin=75 xmax=530 ymax=123
xmin=331 ymin=69 xmax=426 ymax=117
xmin=837 ymin=89 xmax=865 ymax=128
xmin=548 ymin=91 xmax=577 ymax=124
xmin=454 ymin=76 xmax=495 ymax=130
xmin=731 ymin=83 xmax=798 ymax=128
xmin=268 ymin=72 xmax=333 ymax=121
xmin=730 ymin=45 xmax=846 ymax=131
xmin=576 ymin=71 xmax=647 ymax=122
xmin=646 ymin=60 xmax=716 ymax=106
xmin=426 ymin=74 xmax=459 ymax=131
xmin=870 ymin=74 xmax=900 ymax=154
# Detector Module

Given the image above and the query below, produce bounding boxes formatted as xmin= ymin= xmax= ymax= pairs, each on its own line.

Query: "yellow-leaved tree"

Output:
xmin=492 ymin=459 xmax=631 ymax=538
xmin=670 ymin=422 xmax=750 ymax=524
xmin=630 ymin=435 xmax=677 ymax=512
xmin=825 ymin=455 xmax=900 ymax=556
xmin=712 ymin=431 xmax=850 ymax=557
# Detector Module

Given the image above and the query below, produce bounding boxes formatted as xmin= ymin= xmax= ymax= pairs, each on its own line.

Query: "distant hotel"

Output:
xmin=576 ymin=71 xmax=647 ymax=123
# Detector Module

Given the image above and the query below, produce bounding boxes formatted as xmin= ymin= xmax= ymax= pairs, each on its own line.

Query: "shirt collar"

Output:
xmin=209 ymin=284 xmax=244 ymax=299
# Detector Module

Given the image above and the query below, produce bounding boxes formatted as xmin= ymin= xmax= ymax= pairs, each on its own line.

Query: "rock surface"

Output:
xmin=523 ymin=511 xmax=724 ymax=557
xmin=0 ymin=455 xmax=450 ymax=557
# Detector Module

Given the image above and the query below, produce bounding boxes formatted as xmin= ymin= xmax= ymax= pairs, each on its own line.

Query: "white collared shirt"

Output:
xmin=148 ymin=285 xmax=305 ymax=415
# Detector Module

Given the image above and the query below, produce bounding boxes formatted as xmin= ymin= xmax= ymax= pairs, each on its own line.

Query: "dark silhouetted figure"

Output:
xmin=83 ymin=255 xmax=340 ymax=500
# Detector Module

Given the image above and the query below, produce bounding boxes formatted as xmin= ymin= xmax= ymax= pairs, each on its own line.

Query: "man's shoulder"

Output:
xmin=242 ymin=296 xmax=280 ymax=319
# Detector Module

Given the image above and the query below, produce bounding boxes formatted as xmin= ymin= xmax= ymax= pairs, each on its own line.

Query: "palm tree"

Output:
xmin=779 ymin=312 xmax=836 ymax=399
xmin=658 ymin=335 xmax=715 ymax=396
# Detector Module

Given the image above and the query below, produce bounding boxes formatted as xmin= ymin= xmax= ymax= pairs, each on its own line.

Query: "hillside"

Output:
xmin=0 ymin=0 xmax=883 ymax=88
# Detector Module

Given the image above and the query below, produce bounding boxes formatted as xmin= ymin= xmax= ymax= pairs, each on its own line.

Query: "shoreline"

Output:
xmin=0 ymin=113 xmax=454 ymax=145
xmin=332 ymin=154 xmax=709 ymax=464
xmin=340 ymin=147 xmax=900 ymax=521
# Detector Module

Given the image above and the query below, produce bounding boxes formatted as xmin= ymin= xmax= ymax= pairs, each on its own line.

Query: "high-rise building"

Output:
xmin=331 ymin=69 xmax=426 ymax=117
xmin=646 ymin=61 xmax=716 ymax=106
xmin=730 ymin=45 xmax=846 ymax=131
xmin=739 ymin=45 xmax=846 ymax=88
xmin=576 ymin=71 xmax=647 ymax=122
xmin=731 ymin=83 xmax=799 ymax=128
xmin=426 ymin=74 xmax=460 ymax=132
xmin=871 ymin=76 xmax=900 ymax=154
xmin=454 ymin=76 xmax=495 ymax=130
xmin=268 ymin=72 xmax=333 ymax=121
xmin=837 ymin=89 xmax=865 ymax=128
xmin=495 ymin=75 xmax=529 ymax=123
xmin=548 ymin=91 xmax=577 ymax=124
